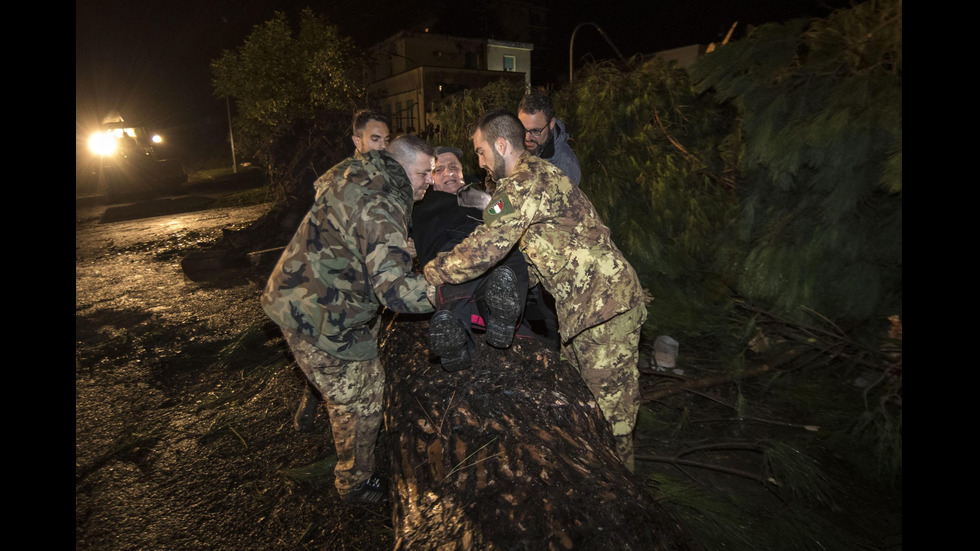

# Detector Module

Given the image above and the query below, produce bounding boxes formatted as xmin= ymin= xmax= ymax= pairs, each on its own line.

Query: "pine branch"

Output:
xmin=641 ymin=347 xmax=801 ymax=402
xmin=683 ymin=389 xmax=821 ymax=432
xmin=636 ymin=453 xmax=775 ymax=487
xmin=650 ymin=107 xmax=737 ymax=193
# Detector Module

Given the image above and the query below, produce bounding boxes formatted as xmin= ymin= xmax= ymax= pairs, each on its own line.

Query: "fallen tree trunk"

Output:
xmin=380 ymin=313 xmax=697 ymax=550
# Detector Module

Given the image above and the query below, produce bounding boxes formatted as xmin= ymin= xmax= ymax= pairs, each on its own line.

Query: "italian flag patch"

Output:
xmin=484 ymin=193 xmax=515 ymax=221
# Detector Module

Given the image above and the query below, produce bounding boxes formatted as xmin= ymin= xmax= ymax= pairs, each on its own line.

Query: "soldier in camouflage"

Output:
xmin=263 ymin=135 xmax=436 ymax=503
xmin=423 ymin=109 xmax=647 ymax=471
xmin=294 ymin=109 xmax=392 ymax=435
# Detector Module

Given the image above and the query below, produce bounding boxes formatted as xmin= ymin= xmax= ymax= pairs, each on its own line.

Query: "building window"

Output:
xmin=503 ymin=55 xmax=516 ymax=72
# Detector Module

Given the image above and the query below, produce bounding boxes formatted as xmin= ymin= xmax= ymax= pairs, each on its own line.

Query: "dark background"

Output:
xmin=76 ymin=0 xmax=854 ymax=169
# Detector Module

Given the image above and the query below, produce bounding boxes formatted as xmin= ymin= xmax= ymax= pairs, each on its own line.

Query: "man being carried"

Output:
xmin=411 ymin=146 xmax=527 ymax=371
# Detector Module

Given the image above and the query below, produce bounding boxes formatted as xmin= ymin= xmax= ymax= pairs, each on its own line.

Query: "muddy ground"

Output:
xmin=75 ymin=190 xmax=401 ymax=549
xmin=75 ymin=187 xmax=901 ymax=550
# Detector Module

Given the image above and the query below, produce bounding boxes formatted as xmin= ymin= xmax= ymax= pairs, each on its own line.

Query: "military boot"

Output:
xmin=342 ymin=473 xmax=389 ymax=504
xmin=482 ymin=266 xmax=522 ymax=348
xmin=293 ymin=383 xmax=320 ymax=433
xmin=429 ymin=310 xmax=472 ymax=371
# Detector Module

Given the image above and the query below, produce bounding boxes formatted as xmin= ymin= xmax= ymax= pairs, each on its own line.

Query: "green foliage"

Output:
xmin=427 ymin=79 xmax=528 ymax=180
xmin=211 ymin=10 xmax=366 ymax=206
xmin=560 ymin=57 xmax=743 ymax=347
xmin=763 ymin=441 xmax=841 ymax=509
xmin=691 ymin=0 xmax=902 ymax=324
xmin=281 ymin=455 xmax=339 ymax=483
xmin=648 ymin=469 xmax=863 ymax=551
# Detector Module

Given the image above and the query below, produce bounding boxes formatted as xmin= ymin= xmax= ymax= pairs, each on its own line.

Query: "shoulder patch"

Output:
xmin=484 ymin=193 xmax=515 ymax=222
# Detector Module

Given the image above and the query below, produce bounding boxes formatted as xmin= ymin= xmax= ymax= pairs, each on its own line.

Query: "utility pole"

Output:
xmin=225 ymin=95 xmax=237 ymax=174
xmin=569 ymin=22 xmax=629 ymax=85
xmin=220 ymin=14 xmax=237 ymax=174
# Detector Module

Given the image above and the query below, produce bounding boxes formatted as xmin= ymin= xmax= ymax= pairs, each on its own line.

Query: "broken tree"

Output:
xmin=380 ymin=313 xmax=697 ymax=550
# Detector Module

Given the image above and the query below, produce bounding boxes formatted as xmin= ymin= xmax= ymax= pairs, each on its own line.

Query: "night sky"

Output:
xmin=76 ymin=0 xmax=854 ymax=162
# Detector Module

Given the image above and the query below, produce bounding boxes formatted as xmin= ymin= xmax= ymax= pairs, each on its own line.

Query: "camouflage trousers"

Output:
xmin=560 ymin=303 xmax=647 ymax=472
xmin=282 ymin=329 xmax=384 ymax=495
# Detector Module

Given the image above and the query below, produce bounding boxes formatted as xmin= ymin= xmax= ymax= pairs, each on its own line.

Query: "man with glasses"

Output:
xmin=411 ymin=146 xmax=529 ymax=371
xmin=518 ymin=91 xmax=582 ymax=186
xmin=517 ymin=92 xmax=578 ymax=351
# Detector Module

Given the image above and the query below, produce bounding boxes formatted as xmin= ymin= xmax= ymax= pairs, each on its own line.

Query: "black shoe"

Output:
xmin=293 ymin=384 xmax=319 ymax=433
xmin=343 ymin=474 xmax=389 ymax=504
xmin=429 ymin=310 xmax=472 ymax=371
xmin=483 ymin=266 xmax=521 ymax=348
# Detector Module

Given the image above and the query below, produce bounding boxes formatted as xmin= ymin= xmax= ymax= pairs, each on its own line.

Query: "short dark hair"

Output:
xmin=518 ymin=91 xmax=555 ymax=121
xmin=476 ymin=109 xmax=526 ymax=152
xmin=387 ymin=134 xmax=435 ymax=166
xmin=434 ymin=145 xmax=464 ymax=162
xmin=352 ymin=109 xmax=390 ymax=135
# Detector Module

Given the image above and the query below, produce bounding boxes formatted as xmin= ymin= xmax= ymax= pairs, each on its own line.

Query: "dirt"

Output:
xmin=76 ymin=198 xmax=397 ymax=550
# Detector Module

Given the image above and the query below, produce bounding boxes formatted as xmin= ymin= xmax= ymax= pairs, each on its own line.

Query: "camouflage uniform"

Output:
xmin=313 ymin=150 xmax=366 ymax=199
xmin=425 ymin=152 xmax=646 ymax=469
xmin=262 ymin=150 xmax=434 ymax=494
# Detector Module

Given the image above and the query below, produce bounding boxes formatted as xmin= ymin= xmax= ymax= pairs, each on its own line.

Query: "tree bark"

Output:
xmin=380 ymin=313 xmax=697 ymax=550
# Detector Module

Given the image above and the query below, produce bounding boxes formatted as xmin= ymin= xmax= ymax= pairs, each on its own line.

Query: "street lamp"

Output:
xmin=569 ymin=22 xmax=629 ymax=84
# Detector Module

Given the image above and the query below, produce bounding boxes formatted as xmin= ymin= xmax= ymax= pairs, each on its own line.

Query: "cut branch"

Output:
xmin=641 ymin=347 xmax=802 ymax=402
xmin=636 ymin=454 xmax=773 ymax=486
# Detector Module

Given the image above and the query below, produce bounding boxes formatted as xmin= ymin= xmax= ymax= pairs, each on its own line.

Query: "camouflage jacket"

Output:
xmin=312 ymin=150 xmax=366 ymax=199
xmin=426 ymin=153 xmax=642 ymax=341
xmin=262 ymin=150 xmax=433 ymax=360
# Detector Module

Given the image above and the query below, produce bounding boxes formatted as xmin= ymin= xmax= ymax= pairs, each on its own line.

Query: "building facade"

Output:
xmin=365 ymin=31 xmax=533 ymax=134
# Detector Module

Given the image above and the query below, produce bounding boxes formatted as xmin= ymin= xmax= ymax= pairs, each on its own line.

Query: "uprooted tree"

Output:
xmin=559 ymin=0 xmax=901 ymax=457
xmin=380 ymin=315 xmax=698 ymax=550
xmin=416 ymin=1 xmax=900 ymax=548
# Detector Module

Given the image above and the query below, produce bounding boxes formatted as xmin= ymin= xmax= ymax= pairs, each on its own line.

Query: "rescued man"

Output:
xmin=262 ymin=135 xmax=436 ymax=503
xmin=410 ymin=145 xmax=529 ymax=371
xmin=423 ymin=109 xmax=646 ymax=471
